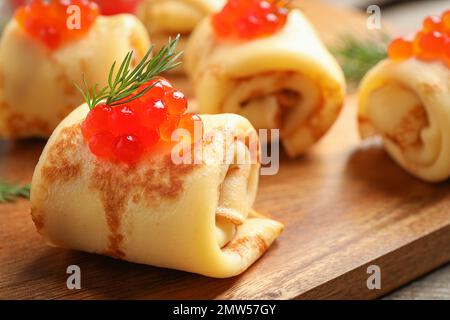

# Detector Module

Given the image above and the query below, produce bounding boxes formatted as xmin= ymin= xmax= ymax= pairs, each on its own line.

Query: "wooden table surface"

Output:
xmin=1 ymin=0 xmax=450 ymax=300
xmin=2 ymin=94 xmax=450 ymax=299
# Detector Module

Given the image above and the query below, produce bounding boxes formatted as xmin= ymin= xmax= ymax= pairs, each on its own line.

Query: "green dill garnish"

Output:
xmin=75 ymin=35 xmax=182 ymax=110
xmin=330 ymin=34 xmax=390 ymax=85
xmin=0 ymin=180 xmax=31 ymax=203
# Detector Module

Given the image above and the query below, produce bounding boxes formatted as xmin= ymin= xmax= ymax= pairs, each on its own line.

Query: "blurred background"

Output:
xmin=323 ymin=0 xmax=449 ymax=35
xmin=1 ymin=0 xmax=449 ymax=35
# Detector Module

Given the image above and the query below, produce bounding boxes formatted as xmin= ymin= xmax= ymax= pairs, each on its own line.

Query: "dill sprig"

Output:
xmin=330 ymin=34 xmax=390 ymax=85
xmin=75 ymin=35 xmax=182 ymax=110
xmin=0 ymin=180 xmax=31 ymax=203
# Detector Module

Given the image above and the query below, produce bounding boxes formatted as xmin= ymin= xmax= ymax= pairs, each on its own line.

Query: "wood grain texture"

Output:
xmin=1 ymin=0 xmax=450 ymax=300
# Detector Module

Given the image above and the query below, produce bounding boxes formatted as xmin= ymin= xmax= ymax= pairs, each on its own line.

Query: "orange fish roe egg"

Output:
xmin=423 ymin=16 xmax=443 ymax=33
xmin=416 ymin=31 xmax=446 ymax=60
xmin=178 ymin=113 xmax=204 ymax=143
xmin=388 ymin=10 xmax=450 ymax=68
xmin=15 ymin=0 xmax=99 ymax=49
xmin=444 ymin=43 xmax=450 ymax=68
xmin=159 ymin=115 xmax=181 ymax=142
xmin=388 ymin=38 xmax=413 ymax=61
xmin=443 ymin=11 xmax=450 ymax=32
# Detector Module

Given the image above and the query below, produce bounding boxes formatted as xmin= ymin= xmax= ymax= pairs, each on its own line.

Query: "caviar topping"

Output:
xmin=93 ymin=0 xmax=141 ymax=15
xmin=388 ymin=11 xmax=450 ymax=67
xmin=81 ymin=81 xmax=203 ymax=164
xmin=212 ymin=0 xmax=289 ymax=40
xmin=76 ymin=37 xmax=203 ymax=164
xmin=15 ymin=0 xmax=99 ymax=49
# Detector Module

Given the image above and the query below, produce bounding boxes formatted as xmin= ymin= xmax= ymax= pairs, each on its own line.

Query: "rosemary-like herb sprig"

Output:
xmin=330 ymin=34 xmax=390 ymax=85
xmin=0 ymin=180 xmax=31 ymax=203
xmin=75 ymin=35 xmax=182 ymax=110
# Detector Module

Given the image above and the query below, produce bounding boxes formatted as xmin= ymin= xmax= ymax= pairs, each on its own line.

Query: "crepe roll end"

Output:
xmin=185 ymin=9 xmax=346 ymax=158
xmin=31 ymin=106 xmax=282 ymax=277
xmin=358 ymin=59 xmax=450 ymax=182
xmin=0 ymin=14 xmax=150 ymax=138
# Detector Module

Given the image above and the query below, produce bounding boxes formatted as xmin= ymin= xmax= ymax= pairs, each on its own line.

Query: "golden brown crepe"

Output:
xmin=185 ymin=8 xmax=346 ymax=157
xmin=0 ymin=14 xmax=150 ymax=138
xmin=358 ymin=59 xmax=450 ymax=182
xmin=136 ymin=0 xmax=225 ymax=72
xmin=30 ymin=105 xmax=283 ymax=278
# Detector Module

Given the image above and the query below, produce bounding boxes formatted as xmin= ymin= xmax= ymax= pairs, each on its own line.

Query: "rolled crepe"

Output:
xmin=358 ymin=59 xmax=450 ymax=182
xmin=136 ymin=0 xmax=224 ymax=72
xmin=0 ymin=14 xmax=150 ymax=138
xmin=185 ymin=9 xmax=346 ymax=157
xmin=30 ymin=105 xmax=283 ymax=278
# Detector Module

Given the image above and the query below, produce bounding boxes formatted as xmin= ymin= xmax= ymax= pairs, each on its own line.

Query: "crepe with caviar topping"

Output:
xmin=358 ymin=59 xmax=450 ymax=182
xmin=30 ymin=105 xmax=283 ymax=278
xmin=0 ymin=14 xmax=150 ymax=138
xmin=136 ymin=0 xmax=224 ymax=72
xmin=185 ymin=8 xmax=346 ymax=157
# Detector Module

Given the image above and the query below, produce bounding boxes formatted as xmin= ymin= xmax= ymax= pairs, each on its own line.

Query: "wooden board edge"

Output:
xmin=296 ymin=224 xmax=450 ymax=299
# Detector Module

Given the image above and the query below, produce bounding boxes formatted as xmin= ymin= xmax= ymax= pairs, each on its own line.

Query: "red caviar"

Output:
xmin=443 ymin=11 xmax=450 ymax=32
xmin=93 ymin=0 xmax=141 ymax=15
xmin=388 ymin=11 xmax=450 ymax=68
xmin=159 ymin=115 xmax=181 ymax=142
xmin=212 ymin=0 xmax=288 ymax=40
xmin=178 ymin=113 xmax=204 ymax=143
xmin=81 ymin=77 xmax=203 ymax=163
xmin=164 ymin=90 xmax=188 ymax=115
xmin=113 ymin=134 xmax=143 ymax=163
xmin=15 ymin=0 xmax=99 ymax=49
xmin=387 ymin=38 xmax=413 ymax=61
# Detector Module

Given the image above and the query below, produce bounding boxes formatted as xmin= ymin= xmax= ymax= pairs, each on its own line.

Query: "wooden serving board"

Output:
xmin=1 ymin=1 xmax=450 ymax=300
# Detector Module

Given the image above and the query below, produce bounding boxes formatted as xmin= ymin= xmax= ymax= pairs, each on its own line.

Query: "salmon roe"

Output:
xmin=212 ymin=0 xmax=289 ymax=40
xmin=93 ymin=0 xmax=141 ymax=15
xmin=81 ymin=77 xmax=203 ymax=164
xmin=15 ymin=0 xmax=99 ymax=49
xmin=388 ymin=10 xmax=450 ymax=68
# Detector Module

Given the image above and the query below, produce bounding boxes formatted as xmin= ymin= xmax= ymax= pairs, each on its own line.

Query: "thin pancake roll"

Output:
xmin=30 ymin=106 xmax=283 ymax=278
xmin=358 ymin=59 xmax=450 ymax=182
xmin=0 ymin=14 xmax=149 ymax=138
xmin=136 ymin=0 xmax=224 ymax=56
xmin=185 ymin=9 xmax=346 ymax=157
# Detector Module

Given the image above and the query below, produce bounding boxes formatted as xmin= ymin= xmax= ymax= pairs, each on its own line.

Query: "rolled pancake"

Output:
xmin=185 ymin=9 xmax=346 ymax=157
xmin=0 ymin=14 xmax=150 ymax=138
xmin=30 ymin=106 xmax=283 ymax=278
xmin=358 ymin=59 xmax=450 ymax=182
xmin=136 ymin=0 xmax=224 ymax=72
